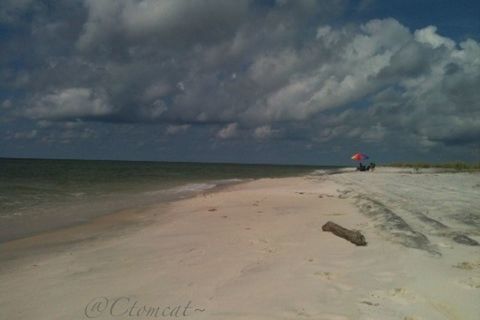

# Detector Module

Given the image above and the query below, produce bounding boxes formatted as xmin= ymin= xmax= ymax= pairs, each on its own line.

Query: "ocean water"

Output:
xmin=0 ymin=158 xmax=333 ymax=242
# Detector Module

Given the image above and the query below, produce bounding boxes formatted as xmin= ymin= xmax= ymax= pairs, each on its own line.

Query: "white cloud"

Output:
xmin=217 ymin=123 xmax=238 ymax=139
xmin=77 ymin=0 xmax=250 ymax=51
xmin=25 ymin=88 xmax=113 ymax=120
xmin=142 ymin=99 xmax=168 ymax=119
xmin=177 ymin=82 xmax=185 ymax=91
xmin=243 ymin=19 xmax=407 ymax=122
xmin=414 ymin=26 xmax=455 ymax=49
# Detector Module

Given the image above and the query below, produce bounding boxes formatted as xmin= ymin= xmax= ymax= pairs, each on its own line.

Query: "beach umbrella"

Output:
xmin=351 ymin=153 xmax=369 ymax=161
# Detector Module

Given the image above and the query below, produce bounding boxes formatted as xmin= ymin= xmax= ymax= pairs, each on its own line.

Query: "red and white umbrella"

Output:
xmin=351 ymin=153 xmax=369 ymax=161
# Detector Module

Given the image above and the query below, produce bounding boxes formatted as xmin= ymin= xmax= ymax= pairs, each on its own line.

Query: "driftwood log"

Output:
xmin=322 ymin=221 xmax=367 ymax=246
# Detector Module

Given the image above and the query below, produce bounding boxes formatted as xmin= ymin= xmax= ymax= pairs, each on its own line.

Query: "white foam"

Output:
xmin=171 ymin=183 xmax=217 ymax=193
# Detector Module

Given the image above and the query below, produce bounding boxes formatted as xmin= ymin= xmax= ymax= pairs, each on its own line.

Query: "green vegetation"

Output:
xmin=390 ymin=162 xmax=480 ymax=171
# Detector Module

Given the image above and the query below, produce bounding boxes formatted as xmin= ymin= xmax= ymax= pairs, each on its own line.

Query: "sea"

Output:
xmin=0 ymin=158 xmax=337 ymax=242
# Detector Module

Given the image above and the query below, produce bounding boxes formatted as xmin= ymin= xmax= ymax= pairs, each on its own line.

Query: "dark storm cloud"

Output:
xmin=1 ymin=0 xmax=480 ymax=159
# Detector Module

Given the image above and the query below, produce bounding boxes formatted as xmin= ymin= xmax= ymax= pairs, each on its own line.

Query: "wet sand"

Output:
xmin=1 ymin=168 xmax=479 ymax=319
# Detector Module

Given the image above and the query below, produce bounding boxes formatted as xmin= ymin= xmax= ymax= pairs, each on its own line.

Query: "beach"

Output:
xmin=1 ymin=168 xmax=479 ymax=320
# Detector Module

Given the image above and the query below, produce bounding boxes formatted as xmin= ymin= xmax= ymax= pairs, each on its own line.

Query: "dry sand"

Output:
xmin=1 ymin=168 xmax=479 ymax=320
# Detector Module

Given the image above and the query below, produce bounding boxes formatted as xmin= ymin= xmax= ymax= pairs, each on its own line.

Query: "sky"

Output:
xmin=1 ymin=0 xmax=479 ymax=165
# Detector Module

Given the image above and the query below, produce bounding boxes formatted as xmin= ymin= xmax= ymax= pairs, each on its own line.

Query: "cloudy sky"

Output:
xmin=1 ymin=0 xmax=479 ymax=165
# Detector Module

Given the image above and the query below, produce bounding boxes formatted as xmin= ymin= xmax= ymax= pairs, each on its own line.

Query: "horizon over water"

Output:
xmin=0 ymin=156 xmax=340 ymax=167
xmin=0 ymin=158 xmax=343 ymax=242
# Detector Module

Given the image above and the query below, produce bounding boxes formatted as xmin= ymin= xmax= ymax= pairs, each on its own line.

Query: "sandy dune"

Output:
xmin=1 ymin=168 xmax=479 ymax=319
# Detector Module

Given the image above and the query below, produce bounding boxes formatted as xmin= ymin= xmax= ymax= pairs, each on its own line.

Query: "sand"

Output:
xmin=1 ymin=168 xmax=479 ymax=320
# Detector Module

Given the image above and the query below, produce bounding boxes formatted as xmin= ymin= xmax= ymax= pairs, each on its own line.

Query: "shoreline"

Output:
xmin=0 ymin=157 xmax=323 ymax=244
xmin=1 ymin=169 xmax=479 ymax=319
xmin=0 ymin=177 xmax=253 ymax=245
xmin=0 ymin=178 xmax=253 ymax=264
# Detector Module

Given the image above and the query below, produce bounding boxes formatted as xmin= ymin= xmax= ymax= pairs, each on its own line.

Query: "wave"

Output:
xmin=170 ymin=182 xmax=218 ymax=193
xmin=145 ymin=178 xmax=246 ymax=197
